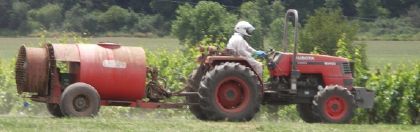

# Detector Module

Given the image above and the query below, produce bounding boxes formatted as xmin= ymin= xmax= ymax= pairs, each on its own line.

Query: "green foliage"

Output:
xmin=324 ymin=0 xmax=341 ymax=10
xmin=301 ymin=8 xmax=358 ymax=55
xmin=9 ymin=1 xmax=31 ymax=34
xmin=171 ymin=1 xmax=236 ymax=46
xmin=271 ymin=0 xmax=285 ymax=21
xmin=356 ymin=17 xmax=420 ymax=41
xmin=267 ymin=18 xmax=284 ymax=50
xmin=266 ymin=0 xmax=286 ymax=50
xmin=335 ymin=34 xmax=368 ymax=85
xmin=333 ymin=33 xmax=418 ymax=125
xmin=98 ymin=6 xmax=137 ymax=32
xmin=281 ymin=0 xmax=326 ymax=22
xmin=135 ymin=14 xmax=170 ymax=37
xmin=356 ymin=0 xmax=389 ymax=19
xmin=197 ymin=35 xmax=228 ymax=49
xmin=1 ymin=0 xmax=420 ymax=40
xmin=354 ymin=65 xmax=420 ymax=124
xmin=146 ymin=49 xmax=199 ymax=92
xmin=28 ymin=4 xmax=63 ymax=30
xmin=407 ymin=6 xmax=420 ymax=28
xmin=63 ymin=4 xmax=99 ymax=34
xmin=254 ymin=0 xmax=272 ymax=33
xmin=0 ymin=59 xmax=17 ymax=114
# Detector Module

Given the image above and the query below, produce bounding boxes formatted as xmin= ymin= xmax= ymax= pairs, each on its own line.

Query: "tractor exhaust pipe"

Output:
xmin=283 ymin=9 xmax=300 ymax=93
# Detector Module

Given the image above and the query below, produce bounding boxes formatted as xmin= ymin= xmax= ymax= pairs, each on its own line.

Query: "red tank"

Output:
xmin=77 ymin=43 xmax=147 ymax=101
xmin=16 ymin=43 xmax=148 ymax=101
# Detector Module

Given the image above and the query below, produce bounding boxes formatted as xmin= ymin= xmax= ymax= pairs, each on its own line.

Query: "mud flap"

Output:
xmin=353 ymin=87 xmax=375 ymax=108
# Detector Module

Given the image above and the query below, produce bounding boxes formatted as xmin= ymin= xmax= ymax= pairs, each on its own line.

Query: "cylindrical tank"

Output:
xmin=15 ymin=43 xmax=148 ymax=101
xmin=76 ymin=43 xmax=147 ymax=101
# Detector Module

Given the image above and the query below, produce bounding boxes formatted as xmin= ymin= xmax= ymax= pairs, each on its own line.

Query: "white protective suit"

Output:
xmin=226 ymin=33 xmax=263 ymax=77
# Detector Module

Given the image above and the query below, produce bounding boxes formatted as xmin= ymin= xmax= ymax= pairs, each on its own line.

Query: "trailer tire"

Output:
xmin=47 ymin=103 xmax=64 ymax=117
xmin=198 ymin=62 xmax=261 ymax=121
xmin=314 ymin=86 xmax=355 ymax=123
xmin=186 ymin=65 xmax=209 ymax=120
xmin=296 ymin=103 xmax=321 ymax=123
xmin=60 ymin=82 xmax=100 ymax=117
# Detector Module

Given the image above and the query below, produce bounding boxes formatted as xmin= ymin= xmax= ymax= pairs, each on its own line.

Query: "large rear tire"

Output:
xmin=60 ymin=82 xmax=100 ymax=117
xmin=46 ymin=103 xmax=64 ymax=117
xmin=314 ymin=86 xmax=355 ymax=123
xmin=296 ymin=103 xmax=321 ymax=123
xmin=186 ymin=65 xmax=209 ymax=120
xmin=198 ymin=62 xmax=261 ymax=121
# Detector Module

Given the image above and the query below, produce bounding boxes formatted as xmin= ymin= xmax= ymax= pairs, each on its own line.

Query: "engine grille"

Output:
xmin=342 ymin=62 xmax=353 ymax=74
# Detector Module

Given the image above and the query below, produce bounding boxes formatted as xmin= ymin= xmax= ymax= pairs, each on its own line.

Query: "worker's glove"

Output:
xmin=254 ymin=50 xmax=267 ymax=58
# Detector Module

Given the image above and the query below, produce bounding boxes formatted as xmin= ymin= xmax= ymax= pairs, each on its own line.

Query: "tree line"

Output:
xmin=0 ymin=0 xmax=420 ymax=37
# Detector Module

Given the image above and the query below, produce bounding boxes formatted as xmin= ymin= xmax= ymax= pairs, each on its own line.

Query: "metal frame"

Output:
xmin=283 ymin=9 xmax=300 ymax=93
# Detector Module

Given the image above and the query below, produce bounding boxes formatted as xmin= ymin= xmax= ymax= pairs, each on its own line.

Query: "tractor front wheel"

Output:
xmin=314 ymin=86 xmax=355 ymax=123
xmin=198 ymin=62 xmax=261 ymax=121
xmin=60 ymin=82 xmax=100 ymax=117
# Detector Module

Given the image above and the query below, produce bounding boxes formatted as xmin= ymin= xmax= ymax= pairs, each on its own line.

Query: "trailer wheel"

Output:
xmin=60 ymin=82 xmax=100 ymax=117
xmin=186 ymin=65 xmax=209 ymax=120
xmin=296 ymin=103 xmax=321 ymax=123
xmin=314 ymin=86 xmax=355 ymax=123
xmin=198 ymin=62 xmax=261 ymax=121
xmin=46 ymin=103 xmax=64 ymax=117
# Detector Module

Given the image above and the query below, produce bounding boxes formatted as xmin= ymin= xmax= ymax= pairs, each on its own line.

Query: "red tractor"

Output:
xmin=185 ymin=9 xmax=374 ymax=123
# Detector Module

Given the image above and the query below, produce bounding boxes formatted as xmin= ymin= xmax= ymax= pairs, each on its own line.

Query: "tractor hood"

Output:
xmin=293 ymin=53 xmax=350 ymax=62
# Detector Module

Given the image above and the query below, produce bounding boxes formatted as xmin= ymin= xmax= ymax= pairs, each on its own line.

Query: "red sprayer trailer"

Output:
xmin=15 ymin=9 xmax=374 ymax=123
xmin=16 ymin=43 xmax=189 ymax=117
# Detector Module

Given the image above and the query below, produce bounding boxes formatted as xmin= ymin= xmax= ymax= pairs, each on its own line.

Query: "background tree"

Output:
xmin=171 ymin=1 xmax=236 ymax=46
xmin=324 ymin=0 xmax=341 ymax=10
xmin=267 ymin=0 xmax=285 ymax=50
xmin=300 ymin=8 xmax=358 ymax=55
xmin=341 ymin=0 xmax=357 ymax=17
xmin=28 ymin=4 xmax=63 ymax=30
xmin=97 ymin=6 xmax=137 ymax=32
xmin=356 ymin=0 xmax=389 ymax=19
xmin=9 ymin=1 xmax=31 ymax=34
xmin=407 ymin=5 xmax=420 ymax=28
xmin=63 ymin=5 xmax=90 ymax=33
xmin=0 ymin=0 xmax=419 ymax=38
xmin=282 ymin=0 xmax=325 ymax=23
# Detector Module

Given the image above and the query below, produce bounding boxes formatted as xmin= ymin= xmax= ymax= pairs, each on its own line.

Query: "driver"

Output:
xmin=226 ymin=21 xmax=267 ymax=77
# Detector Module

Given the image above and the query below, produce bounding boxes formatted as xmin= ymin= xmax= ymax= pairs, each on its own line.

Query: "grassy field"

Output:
xmin=0 ymin=115 xmax=418 ymax=132
xmin=0 ymin=37 xmax=181 ymax=59
xmin=362 ymin=41 xmax=420 ymax=69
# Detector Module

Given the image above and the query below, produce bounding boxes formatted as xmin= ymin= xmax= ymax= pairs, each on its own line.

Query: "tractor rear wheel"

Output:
xmin=60 ymin=82 xmax=100 ymax=117
xmin=46 ymin=103 xmax=64 ymax=117
xmin=198 ymin=62 xmax=261 ymax=121
xmin=185 ymin=65 xmax=209 ymax=120
xmin=296 ymin=103 xmax=321 ymax=123
xmin=314 ymin=86 xmax=355 ymax=123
